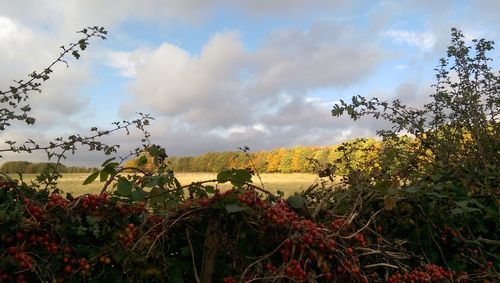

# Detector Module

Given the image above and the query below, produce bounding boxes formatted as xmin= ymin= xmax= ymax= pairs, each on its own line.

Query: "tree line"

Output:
xmin=123 ymin=138 xmax=383 ymax=174
xmin=0 ymin=161 xmax=97 ymax=174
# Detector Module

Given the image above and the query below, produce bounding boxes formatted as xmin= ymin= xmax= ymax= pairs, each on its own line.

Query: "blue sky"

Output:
xmin=0 ymin=0 xmax=498 ymax=166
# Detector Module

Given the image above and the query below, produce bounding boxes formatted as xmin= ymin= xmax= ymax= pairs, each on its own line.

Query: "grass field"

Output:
xmin=10 ymin=172 xmax=320 ymax=196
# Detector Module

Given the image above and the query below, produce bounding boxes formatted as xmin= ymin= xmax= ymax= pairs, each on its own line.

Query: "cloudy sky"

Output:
xmin=0 ymin=0 xmax=499 ymax=166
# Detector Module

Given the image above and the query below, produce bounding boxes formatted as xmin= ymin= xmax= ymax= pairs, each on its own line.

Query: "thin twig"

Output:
xmin=363 ymin=263 xmax=400 ymax=269
xmin=186 ymin=229 xmax=201 ymax=283
xmin=311 ymin=188 xmax=335 ymax=220
xmin=342 ymin=209 xmax=383 ymax=239
xmin=239 ymin=238 xmax=288 ymax=282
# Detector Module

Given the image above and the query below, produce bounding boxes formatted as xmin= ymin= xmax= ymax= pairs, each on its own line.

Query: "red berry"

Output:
xmin=63 ymin=246 xmax=72 ymax=254
xmin=64 ymin=265 xmax=73 ymax=273
xmin=15 ymin=232 xmax=24 ymax=240
xmin=8 ymin=247 xmax=17 ymax=255
xmin=324 ymin=272 xmax=333 ymax=280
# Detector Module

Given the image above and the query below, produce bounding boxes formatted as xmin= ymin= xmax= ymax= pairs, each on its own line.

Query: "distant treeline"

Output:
xmin=0 ymin=161 xmax=97 ymax=174
xmin=123 ymin=138 xmax=382 ymax=174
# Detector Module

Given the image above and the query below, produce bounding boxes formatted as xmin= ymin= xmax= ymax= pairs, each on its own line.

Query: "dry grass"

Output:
xmin=11 ymin=172 xmax=320 ymax=196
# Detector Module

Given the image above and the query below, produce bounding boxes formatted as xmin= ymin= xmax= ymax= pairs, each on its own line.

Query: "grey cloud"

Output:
xmin=0 ymin=17 xmax=92 ymax=132
xmin=394 ymin=82 xmax=433 ymax=109
xmin=259 ymin=96 xmax=334 ymax=129
xmin=249 ymin=23 xmax=385 ymax=95
xmin=232 ymin=0 xmax=355 ymax=18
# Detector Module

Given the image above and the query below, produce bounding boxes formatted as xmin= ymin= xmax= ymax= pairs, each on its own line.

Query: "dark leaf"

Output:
xmin=83 ymin=171 xmax=99 ymax=185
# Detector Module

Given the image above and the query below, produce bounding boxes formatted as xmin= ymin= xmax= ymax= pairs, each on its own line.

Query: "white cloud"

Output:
xmin=107 ymin=51 xmax=136 ymax=77
xmin=382 ymin=29 xmax=436 ymax=50
xmin=120 ymin=30 xmax=249 ymax=128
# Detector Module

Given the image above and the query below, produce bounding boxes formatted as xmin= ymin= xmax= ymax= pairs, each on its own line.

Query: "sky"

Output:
xmin=0 ymin=0 xmax=499 ymax=166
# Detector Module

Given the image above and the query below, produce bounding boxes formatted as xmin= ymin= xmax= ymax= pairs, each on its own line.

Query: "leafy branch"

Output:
xmin=0 ymin=26 xmax=107 ymax=132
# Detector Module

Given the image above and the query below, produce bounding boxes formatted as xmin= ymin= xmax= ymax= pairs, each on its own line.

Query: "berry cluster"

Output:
xmin=47 ymin=193 xmax=69 ymax=209
xmin=353 ymin=233 xmax=366 ymax=247
xmin=330 ymin=218 xmax=347 ymax=231
xmin=237 ymin=189 xmax=268 ymax=208
xmin=10 ymin=249 xmax=33 ymax=270
xmin=266 ymin=201 xmax=298 ymax=225
xmin=388 ymin=264 xmax=453 ymax=283
xmin=440 ymin=224 xmax=464 ymax=245
xmin=78 ymin=257 xmax=91 ymax=276
xmin=80 ymin=193 xmax=109 ymax=209
xmin=99 ymin=255 xmax=112 ymax=265
xmin=285 ymin=259 xmax=308 ymax=281
xmin=24 ymin=198 xmax=45 ymax=220
xmin=119 ymin=223 xmax=138 ymax=247
xmin=62 ymin=256 xmax=91 ymax=276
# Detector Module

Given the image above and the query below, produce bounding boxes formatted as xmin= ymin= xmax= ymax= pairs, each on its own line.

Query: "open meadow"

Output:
xmin=11 ymin=172 xmax=320 ymax=196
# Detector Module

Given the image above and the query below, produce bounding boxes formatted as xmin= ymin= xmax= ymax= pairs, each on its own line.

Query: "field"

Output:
xmin=11 ymin=172 xmax=320 ymax=196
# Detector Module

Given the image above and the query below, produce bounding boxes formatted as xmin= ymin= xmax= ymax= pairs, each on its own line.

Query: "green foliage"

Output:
xmin=321 ymin=27 xmax=500 ymax=280
xmin=332 ymin=28 xmax=499 ymax=189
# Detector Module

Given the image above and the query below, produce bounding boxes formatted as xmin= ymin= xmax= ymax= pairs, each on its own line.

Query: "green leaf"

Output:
xmin=405 ymin=186 xmax=419 ymax=193
xmin=100 ymin=166 xmax=116 ymax=182
xmin=451 ymin=208 xmax=464 ymax=215
xmin=287 ymin=195 xmax=306 ymax=209
xmin=76 ymin=226 xmax=87 ymax=236
xmin=138 ymin=155 xmax=148 ymax=165
xmin=85 ymin=215 xmax=98 ymax=225
xmin=72 ymin=50 xmax=80 ymax=59
xmin=106 ymin=162 xmax=119 ymax=169
xmin=144 ymin=176 xmax=160 ymax=188
xmin=230 ymin=169 xmax=252 ymax=186
xmin=225 ymin=203 xmax=246 ymax=213
xmin=217 ymin=170 xmax=231 ymax=183
xmin=101 ymin=157 xmax=116 ymax=167
xmin=150 ymin=187 xmax=168 ymax=203
xmin=99 ymin=169 xmax=110 ymax=182
xmin=25 ymin=117 xmax=36 ymax=125
xmin=205 ymin=186 xmax=215 ymax=194
xmin=131 ymin=190 xmax=147 ymax=201
xmin=146 ymin=146 xmax=159 ymax=156
xmin=425 ymin=191 xmax=447 ymax=199
xmin=83 ymin=171 xmax=99 ymax=185
xmin=116 ymin=178 xmax=132 ymax=196
xmin=217 ymin=169 xmax=252 ymax=186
